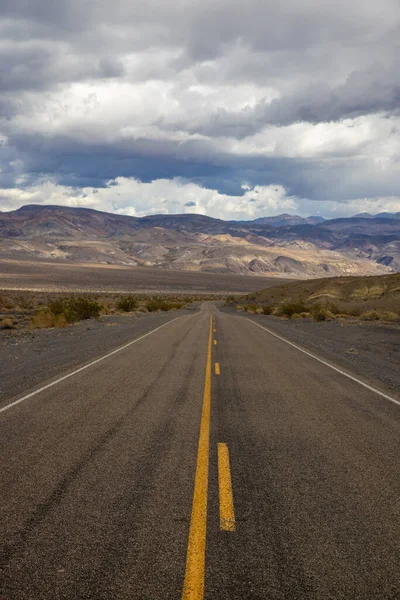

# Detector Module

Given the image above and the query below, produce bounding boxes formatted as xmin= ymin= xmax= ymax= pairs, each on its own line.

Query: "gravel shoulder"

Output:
xmin=222 ymin=307 xmax=400 ymax=396
xmin=0 ymin=306 xmax=198 ymax=407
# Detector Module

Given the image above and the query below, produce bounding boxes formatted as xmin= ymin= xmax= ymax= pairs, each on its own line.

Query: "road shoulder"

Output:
xmin=221 ymin=307 xmax=400 ymax=396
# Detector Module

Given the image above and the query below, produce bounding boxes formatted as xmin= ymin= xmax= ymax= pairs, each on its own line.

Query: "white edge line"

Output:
xmin=244 ymin=317 xmax=400 ymax=408
xmin=0 ymin=316 xmax=182 ymax=415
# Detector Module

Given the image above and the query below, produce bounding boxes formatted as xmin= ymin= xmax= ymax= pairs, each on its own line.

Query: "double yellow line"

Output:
xmin=182 ymin=316 xmax=235 ymax=600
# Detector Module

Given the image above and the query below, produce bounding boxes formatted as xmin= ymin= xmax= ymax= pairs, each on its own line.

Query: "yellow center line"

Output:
xmin=214 ymin=340 xmax=217 ymax=346
xmin=217 ymin=443 xmax=236 ymax=532
xmin=182 ymin=316 xmax=213 ymax=600
xmin=215 ymin=362 xmax=220 ymax=375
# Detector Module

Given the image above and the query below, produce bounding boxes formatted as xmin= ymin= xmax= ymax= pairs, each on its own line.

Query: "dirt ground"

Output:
xmin=0 ymin=257 xmax=289 ymax=294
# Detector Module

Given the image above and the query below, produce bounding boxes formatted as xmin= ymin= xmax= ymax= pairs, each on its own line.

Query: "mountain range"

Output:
xmin=0 ymin=205 xmax=399 ymax=279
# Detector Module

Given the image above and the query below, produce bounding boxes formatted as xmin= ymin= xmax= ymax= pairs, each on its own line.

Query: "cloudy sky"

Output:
xmin=0 ymin=0 xmax=399 ymax=220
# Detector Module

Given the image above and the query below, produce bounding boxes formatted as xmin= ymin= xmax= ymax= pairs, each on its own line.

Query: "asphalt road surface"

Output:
xmin=1 ymin=303 xmax=399 ymax=599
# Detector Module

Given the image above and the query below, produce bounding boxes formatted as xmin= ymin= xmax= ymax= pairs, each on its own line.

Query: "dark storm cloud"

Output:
xmin=170 ymin=64 xmax=400 ymax=138
xmin=262 ymin=65 xmax=400 ymax=126
xmin=4 ymin=126 xmax=399 ymax=204
xmin=0 ymin=43 xmax=124 ymax=93
xmin=4 ymin=131 xmax=227 ymax=190
xmin=1 ymin=0 xmax=397 ymax=93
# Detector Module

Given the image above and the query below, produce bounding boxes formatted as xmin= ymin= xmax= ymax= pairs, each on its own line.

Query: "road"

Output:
xmin=1 ymin=303 xmax=399 ymax=599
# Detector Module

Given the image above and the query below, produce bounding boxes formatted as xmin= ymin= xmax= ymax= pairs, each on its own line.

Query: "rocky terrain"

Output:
xmin=0 ymin=205 xmax=399 ymax=278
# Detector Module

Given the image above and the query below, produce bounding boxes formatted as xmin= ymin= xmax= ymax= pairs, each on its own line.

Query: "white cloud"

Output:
xmin=0 ymin=0 xmax=399 ymax=217
xmin=2 ymin=176 xmax=399 ymax=220
xmin=0 ymin=177 xmax=297 ymax=219
xmin=299 ymin=195 xmax=400 ymax=217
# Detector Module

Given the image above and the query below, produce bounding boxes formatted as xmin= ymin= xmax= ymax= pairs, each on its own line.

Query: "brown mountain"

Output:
xmin=249 ymin=214 xmax=325 ymax=227
xmin=0 ymin=205 xmax=399 ymax=279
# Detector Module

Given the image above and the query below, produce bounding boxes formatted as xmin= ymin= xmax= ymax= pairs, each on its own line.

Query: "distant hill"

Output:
xmin=353 ymin=212 xmax=400 ymax=219
xmin=0 ymin=204 xmax=399 ymax=279
xmin=245 ymin=273 xmax=400 ymax=314
xmin=249 ymin=214 xmax=325 ymax=227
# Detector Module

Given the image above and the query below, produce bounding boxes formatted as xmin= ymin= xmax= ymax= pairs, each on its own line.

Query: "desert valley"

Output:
xmin=1 ymin=205 xmax=399 ymax=280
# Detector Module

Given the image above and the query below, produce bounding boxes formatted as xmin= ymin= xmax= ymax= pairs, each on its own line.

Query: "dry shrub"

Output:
xmin=30 ymin=310 xmax=68 ymax=329
xmin=280 ymin=303 xmax=307 ymax=318
xmin=15 ymin=296 xmax=34 ymax=309
xmin=326 ymin=302 xmax=340 ymax=315
xmin=348 ymin=308 xmax=361 ymax=317
xmin=379 ymin=311 xmax=399 ymax=322
xmin=224 ymin=295 xmax=236 ymax=306
xmin=54 ymin=314 xmax=68 ymax=327
xmin=242 ymin=303 xmax=258 ymax=314
xmin=116 ymin=296 xmax=138 ymax=312
xmin=30 ymin=310 xmax=55 ymax=329
xmin=311 ymin=306 xmax=328 ymax=321
xmin=48 ymin=297 xmax=102 ymax=322
xmin=311 ymin=305 xmax=337 ymax=321
xmin=0 ymin=317 xmax=15 ymax=329
xmin=360 ymin=310 xmax=380 ymax=321
xmin=145 ymin=298 xmax=184 ymax=312
xmin=262 ymin=305 xmax=273 ymax=315
xmin=1 ymin=298 xmax=15 ymax=310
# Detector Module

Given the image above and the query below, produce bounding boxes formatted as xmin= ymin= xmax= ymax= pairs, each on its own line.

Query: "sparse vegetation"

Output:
xmin=0 ymin=297 xmax=16 ymax=310
xmin=0 ymin=317 xmax=15 ymax=329
xmin=280 ymin=302 xmax=308 ymax=318
xmin=262 ymin=305 xmax=273 ymax=315
xmin=326 ymin=302 xmax=340 ymax=315
xmin=145 ymin=298 xmax=184 ymax=312
xmin=226 ymin=273 xmax=400 ymax=325
xmin=1 ymin=276 xmax=399 ymax=334
xmin=48 ymin=297 xmax=103 ymax=323
xmin=0 ymin=289 xmax=200 ymax=331
xmin=311 ymin=306 xmax=328 ymax=321
xmin=224 ymin=295 xmax=236 ymax=306
xmin=380 ymin=310 xmax=400 ymax=322
xmin=30 ymin=310 xmax=68 ymax=329
xmin=246 ymin=303 xmax=259 ymax=313
xmin=360 ymin=310 xmax=380 ymax=321
xmin=26 ymin=293 xmax=188 ymax=328
xmin=116 ymin=296 xmax=138 ymax=312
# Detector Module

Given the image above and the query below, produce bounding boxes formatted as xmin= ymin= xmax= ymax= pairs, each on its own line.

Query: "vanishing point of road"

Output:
xmin=1 ymin=303 xmax=399 ymax=599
